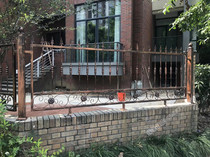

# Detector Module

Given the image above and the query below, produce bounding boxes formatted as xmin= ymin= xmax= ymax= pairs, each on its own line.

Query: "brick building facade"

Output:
xmin=63 ymin=0 xmax=152 ymax=89
xmin=1 ymin=0 xmax=153 ymax=91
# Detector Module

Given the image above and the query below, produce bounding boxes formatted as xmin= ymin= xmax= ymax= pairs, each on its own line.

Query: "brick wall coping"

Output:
xmin=5 ymin=103 xmax=198 ymax=132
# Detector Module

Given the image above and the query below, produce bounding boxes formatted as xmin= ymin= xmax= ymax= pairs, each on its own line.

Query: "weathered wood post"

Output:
xmin=17 ymin=28 xmax=26 ymax=119
xmin=187 ymin=43 xmax=194 ymax=103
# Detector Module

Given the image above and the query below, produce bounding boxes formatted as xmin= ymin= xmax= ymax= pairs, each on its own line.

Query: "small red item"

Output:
xmin=118 ymin=92 xmax=126 ymax=102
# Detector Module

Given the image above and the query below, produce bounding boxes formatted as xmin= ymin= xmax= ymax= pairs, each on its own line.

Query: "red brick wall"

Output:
xmin=141 ymin=0 xmax=152 ymax=88
xmin=132 ymin=0 xmax=153 ymax=88
xmin=120 ymin=0 xmax=133 ymax=88
xmin=132 ymin=0 xmax=152 ymax=50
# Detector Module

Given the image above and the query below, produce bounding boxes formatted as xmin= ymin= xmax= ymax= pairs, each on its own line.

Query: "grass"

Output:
xmin=60 ymin=130 xmax=210 ymax=157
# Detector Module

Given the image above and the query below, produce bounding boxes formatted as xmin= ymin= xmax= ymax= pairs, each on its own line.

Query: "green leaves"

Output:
xmin=195 ymin=64 xmax=210 ymax=110
xmin=167 ymin=0 xmax=210 ymax=45
xmin=0 ymin=100 xmax=65 ymax=157
xmin=67 ymin=131 xmax=210 ymax=157
xmin=0 ymin=0 xmax=73 ymax=44
xmin=163 ymin=0 xmax=178 ymax=14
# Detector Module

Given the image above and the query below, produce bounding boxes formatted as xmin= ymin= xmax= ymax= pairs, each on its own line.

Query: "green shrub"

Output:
xmin=67 ymin=131 xmax=210 ymax=157
xmin=0 ymin=99 xmax=64 ymax=157
xmin=195 ymin=64 xmax=210 ymax=110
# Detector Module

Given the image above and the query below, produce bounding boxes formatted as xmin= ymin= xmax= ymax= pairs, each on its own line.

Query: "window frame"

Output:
xmin=75 ymin=0 xmax=121 ymax=45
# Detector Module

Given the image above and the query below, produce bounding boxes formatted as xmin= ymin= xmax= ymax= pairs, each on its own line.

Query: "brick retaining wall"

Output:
xmin=7 ymin=103 xmax=198 ymax=154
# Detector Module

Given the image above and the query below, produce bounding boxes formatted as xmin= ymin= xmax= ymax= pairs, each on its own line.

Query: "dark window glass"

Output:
xmin=87 ymin=20 xmax=96 ymax=62
xmin=87 ymin=20 xmax=96 ymax=43
xmin=98 ymin=19 xmax=108 ymax=42
xmin=75 ymin=0 xmax=121 ymax=62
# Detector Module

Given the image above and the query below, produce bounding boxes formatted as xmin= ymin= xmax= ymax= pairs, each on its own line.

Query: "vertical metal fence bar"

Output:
xmin=94 ymin=44 xmax=97 ymax=90
xmin=109 ymin=45 xmax=112 ymax=89
xmin=123 ymin=51 xmax=126 ymax=76
xmin=170 ymin=48 xmax=173 ymax=87
xmin=193 ymin=53 xmax=196 ymax=103
xmin=116 ymin=44 xmax=119 ymax=90
xmin=102 ymin=43 xmax=105 ymax=89
xmin=141 ymin=48 xmax=144 ymax=88
xmin=69 ymin=49 xmax=72 ymax=91
xmin=51 ymin=50 xmax=54 ymax=91
xmin=78 ymin=43 xmax=81 ymax=91
xmin=136 ymin=44 xmax=139 ymax=81
xmin=153 ymin=46 xmax=156 ymax=87
xmin=148 ymin=48 xmax=151 ymax=88
xmin=60 ymin=50 xmax=63 ymax=88
xmin=159 ymin=47 xmax=162 ymax=87
xmin=154 ymin=53 xmax=157 ymax=88
xmin=86 ymin=44 xmax=89 ymax=90
xmin=175 ymin=48 xmax=178 ymax=87
xmin=180 ymin=48 xmax=183 ymax=87
xmin=165 ymin=47 xmax=167 ymax=87
xmin=41 ymin=52 xmax=44 ymax=76
xmin=6 ymin=64 xmax=8 ymax=92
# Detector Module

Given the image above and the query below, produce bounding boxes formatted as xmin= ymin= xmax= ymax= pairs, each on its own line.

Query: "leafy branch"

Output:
xmin=163 ymin=0 xmax=210 ymax=45
xmin=0 ymin=0 xmax=74 ymax=44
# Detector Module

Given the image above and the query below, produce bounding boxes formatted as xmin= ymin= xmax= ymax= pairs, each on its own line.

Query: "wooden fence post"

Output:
xmin=187 ymin=43 xmax=194 ymax=103
xmin=17 ymin=29 xmax=26 ymax=119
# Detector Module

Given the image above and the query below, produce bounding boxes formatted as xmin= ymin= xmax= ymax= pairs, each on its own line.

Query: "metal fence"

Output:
xmin=14 ymin=33 xmax=194 ymax=118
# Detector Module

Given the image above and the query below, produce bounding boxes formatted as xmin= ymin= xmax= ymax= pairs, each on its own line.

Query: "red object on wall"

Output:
xmin=118 ymin=92 xmax=126 ymax=102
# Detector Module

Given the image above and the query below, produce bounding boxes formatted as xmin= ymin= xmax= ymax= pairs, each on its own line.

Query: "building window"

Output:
xmin=153 ymin=13 xmax=183 ymax=51
xmin=75 ymin=0 xmax=121 ymax=63
xmin=155 ymin=25 xmax=182 ymax=51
